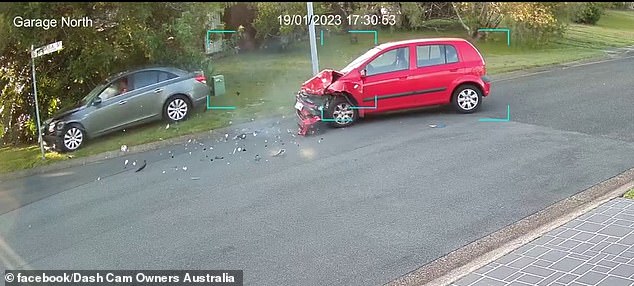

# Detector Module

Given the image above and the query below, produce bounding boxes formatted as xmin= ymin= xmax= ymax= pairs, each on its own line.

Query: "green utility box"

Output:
xmin=211 ymin=74 xmax=226 ymax=97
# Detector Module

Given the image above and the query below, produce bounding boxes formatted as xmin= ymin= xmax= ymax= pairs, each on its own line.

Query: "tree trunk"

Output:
xmin=451 ymin=3 xmax=471 ymax=35
xmin=472 ymin=30 xmax=486 ymax=41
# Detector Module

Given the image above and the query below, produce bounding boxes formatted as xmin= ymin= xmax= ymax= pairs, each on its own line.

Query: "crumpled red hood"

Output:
xmin=299 ymin=69 xmax=344 ymax=95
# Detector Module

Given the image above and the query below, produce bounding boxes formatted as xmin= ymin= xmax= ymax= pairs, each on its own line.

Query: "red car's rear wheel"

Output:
xmin=453 ymin=84 xmax=482 ymax=113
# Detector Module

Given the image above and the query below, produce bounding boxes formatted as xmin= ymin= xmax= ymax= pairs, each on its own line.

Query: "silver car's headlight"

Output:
xmin=48 ymin=122 xmax=56 ymax=133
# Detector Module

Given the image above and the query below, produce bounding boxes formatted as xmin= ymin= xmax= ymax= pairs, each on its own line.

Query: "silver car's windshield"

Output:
xmin=340 ymin=47 xmax=382 ymax=74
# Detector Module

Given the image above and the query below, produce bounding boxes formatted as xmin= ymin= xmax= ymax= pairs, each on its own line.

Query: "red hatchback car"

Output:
xmin=295 ymin=38 xmax=491 ymax=135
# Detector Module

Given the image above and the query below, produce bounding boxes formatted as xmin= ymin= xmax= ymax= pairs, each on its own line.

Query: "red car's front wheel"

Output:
xmin=327 ymin=97 xmax=357 ymax=128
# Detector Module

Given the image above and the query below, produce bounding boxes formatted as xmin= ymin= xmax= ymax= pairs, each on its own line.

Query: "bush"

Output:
xmin=502 ymin=3 xmax=569 ymax=47
xmin=573 ymin=2 xmax=605 ymax=25
xmin=607 ymin=2 xmax=634 ymax=10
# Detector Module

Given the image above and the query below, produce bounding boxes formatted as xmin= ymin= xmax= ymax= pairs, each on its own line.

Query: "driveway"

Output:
xmin=1 ymin=55 xmax=634 ymax=286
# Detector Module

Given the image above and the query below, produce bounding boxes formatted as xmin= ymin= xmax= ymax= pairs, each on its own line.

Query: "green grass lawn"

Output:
xmin=625 ymin=188 xmax=634 ymax=199
xmin=0 ymin=112 xmax=230 ymax=173
xmin=2 ymin=10 xmax=634 ymax=174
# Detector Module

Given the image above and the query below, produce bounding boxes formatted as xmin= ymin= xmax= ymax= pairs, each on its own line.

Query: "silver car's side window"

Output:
xmin=158 ymin=71 xmax=177 ymax=82
xmin=132 ymin=71 xmax=159 ymax=89
xmin=99 ymin=77 xmax=129 ymax=101
xmin=132 ymin=71 xmax=178 ymax=90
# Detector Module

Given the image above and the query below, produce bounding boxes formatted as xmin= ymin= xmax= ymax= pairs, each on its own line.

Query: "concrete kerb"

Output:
xmin=385 ymin=167 xmax=634 ymax=286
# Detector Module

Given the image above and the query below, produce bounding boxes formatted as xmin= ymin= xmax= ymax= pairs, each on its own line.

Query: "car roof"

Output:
xmin=376 ymin=38 xmax=470 ymax=50
xmin=105 ymin=66 xmax=187 ymax=82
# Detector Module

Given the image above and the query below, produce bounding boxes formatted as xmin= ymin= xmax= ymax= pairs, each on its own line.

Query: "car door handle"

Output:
xmin=154 ymin=88 xmax=163 ymax=93
xmin=449 ymin=68 xmax=458 ymax=72
xmin=118 ymin=100 xmax=127 ymax=105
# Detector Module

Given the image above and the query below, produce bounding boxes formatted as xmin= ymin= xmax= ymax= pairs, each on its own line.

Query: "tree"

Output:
xmin=251 ymin=2 xmax=332 ymax=48
xmin=451 ymin=2 xmax=570 ymax=45
xmin=398 ymin=2 xmax=459 ymax=31
xmin=0 ymin=2 xmax=222 ymax=145
xmin=452 ymin=2 xmax=505 ymax=40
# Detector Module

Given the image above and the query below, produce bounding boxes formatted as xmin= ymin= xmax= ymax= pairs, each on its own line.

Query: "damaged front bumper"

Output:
xmin=295 ymin=92 xmax=329 ymax=136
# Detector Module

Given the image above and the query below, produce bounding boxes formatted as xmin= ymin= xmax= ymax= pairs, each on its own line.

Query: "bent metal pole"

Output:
xmin=31 ymin=44 xmax=46 ymax=160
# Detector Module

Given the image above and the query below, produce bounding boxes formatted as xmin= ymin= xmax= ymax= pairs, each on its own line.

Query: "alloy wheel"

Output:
xmin=63 ymin=127 xmax=83 ymax=151
xmin=332 ymin=103 xmax=354 ymax=124
xmin=457 ymin=88 xmax=479 ymax=111
xmin=167 ymin=98 xmax=188 ymax=121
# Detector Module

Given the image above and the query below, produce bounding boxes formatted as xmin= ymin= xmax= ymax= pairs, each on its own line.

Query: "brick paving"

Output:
xmin=451 ymin=198 xmax=634 ymax=286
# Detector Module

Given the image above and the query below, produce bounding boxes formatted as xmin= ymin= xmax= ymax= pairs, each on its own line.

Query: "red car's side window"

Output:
xmin=416 ymin=44 xmax=460 ymax=68
xmin=445 ymin=45 xmax=459 ymax=63
xmin=365 ymin=47 xmax=410 ymax=76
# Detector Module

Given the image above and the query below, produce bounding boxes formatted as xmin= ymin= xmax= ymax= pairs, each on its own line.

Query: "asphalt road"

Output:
xmin=1 ymin=55 xmax=634 ymax=286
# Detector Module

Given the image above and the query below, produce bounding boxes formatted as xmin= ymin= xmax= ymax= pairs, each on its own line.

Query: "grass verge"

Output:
xmin=625 ymin=188 xmax=634 ymax=199
xmin=2 ymin=10 xmax=634 ymax=174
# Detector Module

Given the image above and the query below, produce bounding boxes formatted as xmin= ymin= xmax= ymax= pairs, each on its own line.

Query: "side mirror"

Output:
xmin=92 ymin=97 xmax=102 ymax=105
xmin=360 ymin=69 xmax=367 ymax=77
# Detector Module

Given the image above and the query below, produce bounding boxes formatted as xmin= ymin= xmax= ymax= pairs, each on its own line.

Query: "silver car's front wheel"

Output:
xmin=164 ymin=96 xmax=191 ymax=122
xmin=61 ymin=126 xmax=84 ymax=152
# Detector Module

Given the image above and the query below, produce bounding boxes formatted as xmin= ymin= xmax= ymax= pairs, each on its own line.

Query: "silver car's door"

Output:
xmin=122 ymin=70 xmax=180 ymax=125
xmin=84 ymin=76 xmax=136 ymax=136
xmin=117 ymin=71 xmax=162 ymax=127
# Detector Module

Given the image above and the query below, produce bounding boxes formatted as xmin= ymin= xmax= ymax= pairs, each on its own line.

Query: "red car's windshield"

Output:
xmin=340 ymin=47 xmax=382 ymax=74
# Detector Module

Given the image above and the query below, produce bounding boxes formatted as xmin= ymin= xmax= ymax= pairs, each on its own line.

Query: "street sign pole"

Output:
xmin=30 ymin=44 xmax=45 ymax=160
xmin=29 ymin=40 xmax=62 ymax=160
xmin=307 ymin=2 xmax=319 ymax=76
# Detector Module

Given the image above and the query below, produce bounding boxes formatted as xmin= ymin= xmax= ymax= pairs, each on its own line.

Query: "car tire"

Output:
xmin=163 ymin=95 xmax=191 ymax=122
xmin=452 ymin=84 xmax=482 ymax=114
xmin=327 ymin=96 xmax=358 ymax=128
xmin=57 ymin=124 xmax=85 ymax=153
